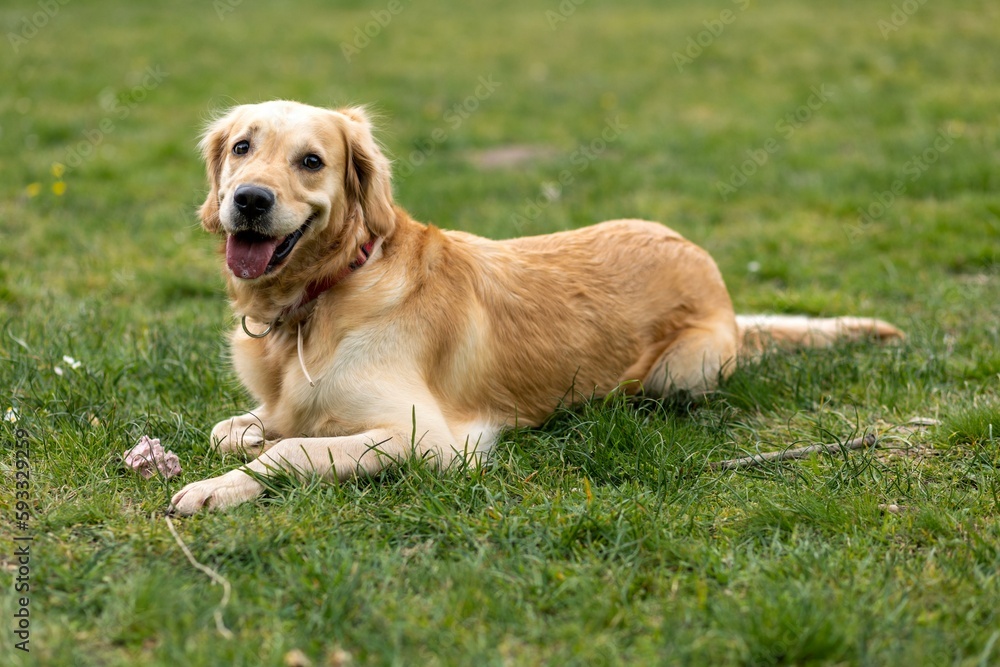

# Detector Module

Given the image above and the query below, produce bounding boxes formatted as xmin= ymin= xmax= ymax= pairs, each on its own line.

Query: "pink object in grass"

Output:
xmin=124 ymin=436 xmax=181 ymax=480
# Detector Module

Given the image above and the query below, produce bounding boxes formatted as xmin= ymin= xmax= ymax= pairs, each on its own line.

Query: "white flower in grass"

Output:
xmin=55 ymin=355 xmax=82 ymax=377
xmin=4 ymin=407 xmax=18 ymax=423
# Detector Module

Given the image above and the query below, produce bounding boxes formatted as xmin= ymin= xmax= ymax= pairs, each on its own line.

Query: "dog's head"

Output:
xmin=198 ymin=101 xmax=395 ymax=286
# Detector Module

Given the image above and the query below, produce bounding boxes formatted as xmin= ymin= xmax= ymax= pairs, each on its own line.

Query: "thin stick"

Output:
xmin=165 ymin=515 xmax=234 ymax=639
xmin=710 ymin=433 xmax=877 ymax=471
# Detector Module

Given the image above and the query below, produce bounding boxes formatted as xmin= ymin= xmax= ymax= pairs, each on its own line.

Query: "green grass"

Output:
xmin=2 ymin=0 xmax=999 ymax=664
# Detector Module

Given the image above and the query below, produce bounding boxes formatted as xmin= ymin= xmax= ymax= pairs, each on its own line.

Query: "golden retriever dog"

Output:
xmin=169 ymin=100 xmax=903 ymax=514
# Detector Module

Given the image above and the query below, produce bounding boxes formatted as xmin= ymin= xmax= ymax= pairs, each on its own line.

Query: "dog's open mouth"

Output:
xmin=226 ymin=220 xmax=310 ymax=280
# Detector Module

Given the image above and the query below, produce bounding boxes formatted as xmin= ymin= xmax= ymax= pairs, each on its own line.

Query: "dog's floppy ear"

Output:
xmin=341 ymin=107 xmax=395 ymax=239
xmin=197 ymin=113 xmax=232 ymax=234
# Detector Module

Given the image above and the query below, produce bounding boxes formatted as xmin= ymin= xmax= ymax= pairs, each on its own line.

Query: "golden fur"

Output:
xmin=170 ymin=100 xmax=903 ymax=514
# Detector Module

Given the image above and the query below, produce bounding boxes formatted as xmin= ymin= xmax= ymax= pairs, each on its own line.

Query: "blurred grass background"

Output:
xmin=1 ymin=0 xmax=999 ymax=665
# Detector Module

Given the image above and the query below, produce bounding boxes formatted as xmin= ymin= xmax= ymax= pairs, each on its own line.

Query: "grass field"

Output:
xmin=2 ymin=0 xmax=999 ymax=664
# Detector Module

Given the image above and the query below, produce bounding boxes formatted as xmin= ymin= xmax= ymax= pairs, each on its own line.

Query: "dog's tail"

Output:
xmin=736 ymin=314 xmax=905 ymax=357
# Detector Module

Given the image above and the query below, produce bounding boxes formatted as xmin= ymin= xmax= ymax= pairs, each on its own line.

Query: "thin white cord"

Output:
xmin=297 ymin=322 xmax=315 ymax=387
xmin=368 ymin=235 xmax=385 ymax=260
xmin=290 ymin=237 xmax=382 ymax=390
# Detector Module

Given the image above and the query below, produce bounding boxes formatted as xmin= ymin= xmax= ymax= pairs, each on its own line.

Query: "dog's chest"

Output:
xmin=247 ymin=321 xmax=408 ymax=434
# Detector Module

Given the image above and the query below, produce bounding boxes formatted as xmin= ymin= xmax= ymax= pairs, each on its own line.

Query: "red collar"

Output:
xmin=240 ymin=237 xmax=383 ymax=339
xmin=279 ymin=236 xmax=381 ymax=326
xmin=301 ymin=236 xmax=379 ymax=306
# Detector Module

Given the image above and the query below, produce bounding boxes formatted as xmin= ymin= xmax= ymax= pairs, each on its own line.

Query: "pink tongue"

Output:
xmin=226 ymin=234 xmax=282 ymax=279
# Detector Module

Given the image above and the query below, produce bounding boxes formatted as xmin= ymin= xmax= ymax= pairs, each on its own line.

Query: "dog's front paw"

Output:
xmin=211 ymin=414 xmax=274 ymax=458
xmin=169 ymin=469 xmax=264 ymax=515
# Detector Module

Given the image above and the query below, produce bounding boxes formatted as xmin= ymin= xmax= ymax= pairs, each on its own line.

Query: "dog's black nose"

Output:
xmin=233 ymin=185 xmax=275 ymax=221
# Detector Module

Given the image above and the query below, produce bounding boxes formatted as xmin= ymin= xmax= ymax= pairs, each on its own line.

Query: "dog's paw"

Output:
xmin=211 ymin=414 xmax=273 ymax=458
xmin=169 ymin=470 xmax=264 ymax=515
xmin=834 ymin=317 xmax=906 ymax=343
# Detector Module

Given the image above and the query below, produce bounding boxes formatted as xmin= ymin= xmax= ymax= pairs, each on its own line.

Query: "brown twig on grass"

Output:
xmin=710 ymin=433 xmax=877 ymax=471
xmin=165 ymin=515 xmax=234 ymax=639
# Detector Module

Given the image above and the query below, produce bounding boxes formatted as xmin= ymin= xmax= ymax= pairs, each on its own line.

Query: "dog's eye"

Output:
xmin=233 ymin=140 xmax=250 ymax=155
xmin=302 ymin=154 xmax=323 ymax=171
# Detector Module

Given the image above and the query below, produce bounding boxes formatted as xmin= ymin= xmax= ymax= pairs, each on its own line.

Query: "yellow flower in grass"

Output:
xmin=52 ymin=181 xmax=66 ymax=196
xmin=26 ymin=183 xmax=42 ymax=197
xmin=51 ymin=162 xmax=65 ymax=178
